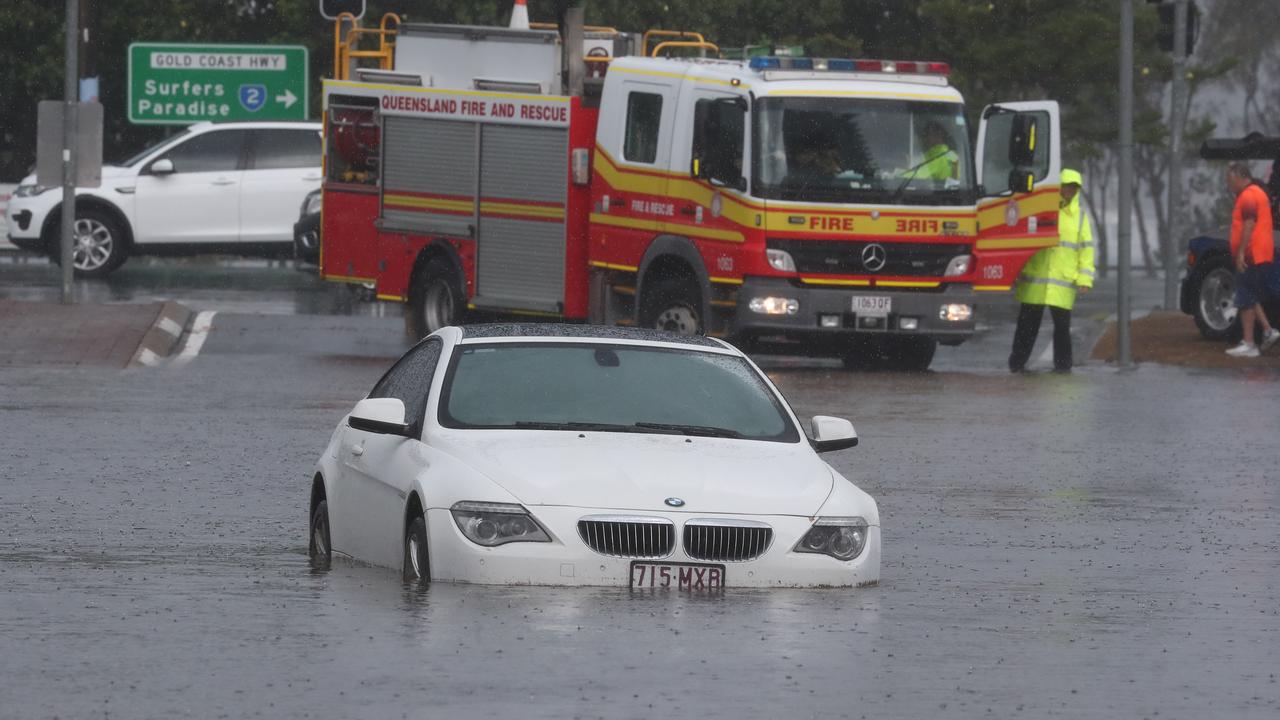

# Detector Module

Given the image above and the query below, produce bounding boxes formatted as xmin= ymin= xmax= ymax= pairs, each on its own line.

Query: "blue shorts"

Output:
xmin=1235 ymin=262 xmax=1273 ymax=308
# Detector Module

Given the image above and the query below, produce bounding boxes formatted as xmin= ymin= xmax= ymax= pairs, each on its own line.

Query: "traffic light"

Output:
xmin=319 ymin=0 xmax=366 ymax=21
xmin=1150 ymin=0 xmax=1199 ymax=56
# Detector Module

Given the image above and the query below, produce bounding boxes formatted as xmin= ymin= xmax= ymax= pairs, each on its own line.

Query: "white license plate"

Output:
xmin=630 ymin=561 xmax=725 ymax=590
xmin=851 ymin=296 xmax=892 ymax=316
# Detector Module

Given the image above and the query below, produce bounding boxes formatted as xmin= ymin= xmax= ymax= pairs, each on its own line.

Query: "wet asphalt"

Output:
xmin=1 ymin=256 xmax=1277 ymax=719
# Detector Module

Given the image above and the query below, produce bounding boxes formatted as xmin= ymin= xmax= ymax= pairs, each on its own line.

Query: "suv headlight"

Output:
xmin=14 ymin=184 xmax=53 ymax=198
xmin=793 ymin=517 xmax=868 ymax=561
xmin=302 ymin=191 xmax=322 ymax=217
xmin=450 ymin=501 xmax=551 ymax=547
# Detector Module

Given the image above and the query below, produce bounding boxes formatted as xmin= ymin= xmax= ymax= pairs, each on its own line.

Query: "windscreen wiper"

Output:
xmin=513 ymin=421 xmax=640 ymax=432
xmin=888 ymin=156 xmax=934 ymax=204
xmin=633 ymin=422 xmax=743 ymax=438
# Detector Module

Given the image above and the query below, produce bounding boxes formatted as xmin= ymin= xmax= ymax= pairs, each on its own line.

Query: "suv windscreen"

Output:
xmin=439 ymin=343 xmax=799 ymax=443
xmin=753 ymin=97 xmax=975 ymax=205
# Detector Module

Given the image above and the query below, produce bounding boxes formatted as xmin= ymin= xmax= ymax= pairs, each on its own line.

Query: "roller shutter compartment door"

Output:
xmin=475 ymin=124 xmax=568 ymax=311
xmin=380 ymin=117 xmax=477 ymax=238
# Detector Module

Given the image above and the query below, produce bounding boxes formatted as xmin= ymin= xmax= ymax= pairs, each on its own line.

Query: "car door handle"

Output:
xmin=350 ymin=444 xmax=365 ymax=457
xmin=211 ymin=178 xmax=237 ymax=186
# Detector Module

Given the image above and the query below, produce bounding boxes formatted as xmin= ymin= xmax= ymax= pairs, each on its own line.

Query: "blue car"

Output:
xmin=1179 ymin=134 xmax=1280 ymax=340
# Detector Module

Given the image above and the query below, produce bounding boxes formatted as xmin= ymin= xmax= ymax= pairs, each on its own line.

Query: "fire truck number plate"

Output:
xmin=851 ymin=296 xmax=892 ymax=317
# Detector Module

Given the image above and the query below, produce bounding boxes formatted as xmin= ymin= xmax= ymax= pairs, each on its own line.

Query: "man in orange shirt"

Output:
xmin=1225 ymin=162 xmax=1278 ymax=357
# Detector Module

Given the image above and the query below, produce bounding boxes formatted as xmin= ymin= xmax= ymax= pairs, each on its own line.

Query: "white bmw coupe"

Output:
xmin=308 ymin=325 xmax=880 ymax=589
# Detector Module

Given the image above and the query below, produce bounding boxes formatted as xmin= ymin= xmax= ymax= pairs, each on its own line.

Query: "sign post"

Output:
xmin=127 ymin=43 xmax=309 ymax=125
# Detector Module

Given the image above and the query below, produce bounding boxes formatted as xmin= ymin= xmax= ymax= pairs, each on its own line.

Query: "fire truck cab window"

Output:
xmin=623 ymin=92 xmax=663 ymax=164
xmin=980 ymin=110 xmax=1051 ymax=192
xmin=693 ymin=97 xmax=746 ymax=187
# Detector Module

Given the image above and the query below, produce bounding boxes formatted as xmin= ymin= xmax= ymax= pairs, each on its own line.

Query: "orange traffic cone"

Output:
xmin=509 ymin=0 xmax=530 ymax=30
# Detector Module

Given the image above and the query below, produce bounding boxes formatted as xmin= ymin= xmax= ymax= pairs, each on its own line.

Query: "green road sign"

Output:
xmin=128 ymin=43 xmax=309 ymax=125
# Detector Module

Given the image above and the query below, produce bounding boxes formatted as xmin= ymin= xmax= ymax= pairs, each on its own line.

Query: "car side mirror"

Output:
xmin=810 ymin=415 xmax=858 ymax=453
xmin=348 ymin=397 xmax=410 ymax=436
xmin=149 ymin=158 xmax=175 ymax=176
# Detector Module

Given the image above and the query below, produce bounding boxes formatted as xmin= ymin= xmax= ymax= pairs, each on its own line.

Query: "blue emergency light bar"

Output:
xmin=748 ymin=56 xmax=950 ymax=76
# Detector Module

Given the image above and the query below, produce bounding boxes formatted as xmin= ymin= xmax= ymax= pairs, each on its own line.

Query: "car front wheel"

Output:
xmin=404 ymin=516 xmax=430 ymax=582
xmin=640 ymin=278 xmax=703 ymax=335
xmin=309 ymin=499 xmax=332 ymax=567
xmin=71 ymin=209 xmax=129 ymax=278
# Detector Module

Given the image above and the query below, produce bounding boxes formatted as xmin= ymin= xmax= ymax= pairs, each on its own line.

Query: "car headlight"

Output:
xmin=793 ymin=517 xmax=868 ymax=561
xmin=450 ymin=501 xmax=551 ymax=547
xmin=302 ymin=191 xmax=322 ymax=217
xmin=14 ymin=184 xmax=53 ymax=198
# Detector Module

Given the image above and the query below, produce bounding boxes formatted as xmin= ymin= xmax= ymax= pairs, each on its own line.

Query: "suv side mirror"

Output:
xmin=348 ymin=397 xmax=409 ymax=436
xmin=149 ymin=158 xmax=175 ymax=176
xmin=810 ymin=415 xmax=858 ymax=453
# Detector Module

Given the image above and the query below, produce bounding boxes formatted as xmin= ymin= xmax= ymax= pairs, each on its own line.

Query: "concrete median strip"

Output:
xmin=129 ymin=301 xmax=195 ymax=368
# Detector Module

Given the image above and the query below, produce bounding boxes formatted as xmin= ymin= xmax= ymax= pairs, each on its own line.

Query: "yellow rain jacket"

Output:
xmin=1015 ymin=168 xmax=1096 ymax=310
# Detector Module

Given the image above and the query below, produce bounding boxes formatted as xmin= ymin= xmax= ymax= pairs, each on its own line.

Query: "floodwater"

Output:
xmin=0 ymin=261 xmax=1275 ymax=718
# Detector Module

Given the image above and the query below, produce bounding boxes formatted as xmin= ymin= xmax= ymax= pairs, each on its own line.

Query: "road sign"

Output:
xmin=128 ymin=43 xmax=309 ymax=125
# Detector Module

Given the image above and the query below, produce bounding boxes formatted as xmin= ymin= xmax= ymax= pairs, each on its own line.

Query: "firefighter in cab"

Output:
xmin=1008 ymin=168 xmax=1096 ymax=373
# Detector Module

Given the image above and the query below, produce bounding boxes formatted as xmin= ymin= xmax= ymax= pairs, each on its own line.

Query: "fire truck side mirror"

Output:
xmin=1008 ymin=113 xmax=1038 ymax=167
xmin=1007 ymin=169 xmax=1035 ymax=194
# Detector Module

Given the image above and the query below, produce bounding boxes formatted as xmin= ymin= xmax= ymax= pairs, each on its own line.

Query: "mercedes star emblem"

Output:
xmin=664 ymin=497 xmax=685 ymax=507
xmin=861 ymin=243 xmax=887 ymax=272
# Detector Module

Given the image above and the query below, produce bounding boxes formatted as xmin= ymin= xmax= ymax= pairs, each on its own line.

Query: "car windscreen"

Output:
xmin=117 ymin=129 xmax=194 ymax=167
xmin=752 ymin=97 xmax=975 ymax=205
xmin=439 ymin=343 xmax=800 ymax=443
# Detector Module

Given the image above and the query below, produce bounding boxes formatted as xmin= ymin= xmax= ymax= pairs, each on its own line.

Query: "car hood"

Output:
xmin=18 ymin=165 xmax=130 ymax=187
xmin=431 ymin=429 xmax=835 ymax=517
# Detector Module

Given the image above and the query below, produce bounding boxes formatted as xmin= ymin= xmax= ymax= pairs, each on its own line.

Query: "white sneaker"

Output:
xmin=1261 ymin=329 xmax=1280 ymax=353
xmin=1226 ymin=341 xmax=1260 ymax=358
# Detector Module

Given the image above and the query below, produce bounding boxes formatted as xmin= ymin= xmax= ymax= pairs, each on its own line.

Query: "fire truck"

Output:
xmin=319 ymin=5 xmax=1062 ymax=369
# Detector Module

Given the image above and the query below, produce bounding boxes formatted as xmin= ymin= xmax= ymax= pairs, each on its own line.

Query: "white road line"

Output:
xmin=157 ymin=316 xmax=183 ymax=337
xmin=136 ymin=348 xmax=160 ymax=367
xmin=172 ymin=311 xmax=217 ymax=367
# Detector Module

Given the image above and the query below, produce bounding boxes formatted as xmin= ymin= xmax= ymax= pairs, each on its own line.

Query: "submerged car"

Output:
xmin=308 ymin=324 xmax=879 ymax=588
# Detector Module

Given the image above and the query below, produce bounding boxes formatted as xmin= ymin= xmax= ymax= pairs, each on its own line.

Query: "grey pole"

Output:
xmin=1117 ymin=0 xmax=1134 ymax=365
xmin=1165 ymin=0 xmax=1188 ymax=309
xmin=61 ymin=0 xmax=79 ymax=303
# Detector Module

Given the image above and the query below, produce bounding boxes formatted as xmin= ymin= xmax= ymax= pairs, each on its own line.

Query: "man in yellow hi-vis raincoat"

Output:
xmin=1008 ymin=168 xmax=1096 ymax=372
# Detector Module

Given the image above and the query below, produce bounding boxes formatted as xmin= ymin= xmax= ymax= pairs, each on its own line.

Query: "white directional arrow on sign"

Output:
xmin=275 ymin=89 xmax=298 ymax=108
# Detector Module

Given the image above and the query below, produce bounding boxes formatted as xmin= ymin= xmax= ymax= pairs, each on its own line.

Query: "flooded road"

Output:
xmin=2 ymin=260 xmax=1276 ymax=718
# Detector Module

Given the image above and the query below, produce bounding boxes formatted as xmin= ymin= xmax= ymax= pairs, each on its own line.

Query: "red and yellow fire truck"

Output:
xmin=319 ymin=6 xmax=1062 ymax=369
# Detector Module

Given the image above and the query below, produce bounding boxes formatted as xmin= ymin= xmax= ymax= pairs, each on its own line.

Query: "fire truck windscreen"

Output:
xmin=752 ymin=98 xmax=976 ymax=205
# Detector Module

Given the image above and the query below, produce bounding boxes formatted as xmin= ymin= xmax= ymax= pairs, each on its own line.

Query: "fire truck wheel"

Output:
xmin=886 ymin=337 xmax=937 ymax=372
xmin=409 ymin=258 xmax=464 ymax=337
xmin=640 ymin=278 xmax=703 ymax=335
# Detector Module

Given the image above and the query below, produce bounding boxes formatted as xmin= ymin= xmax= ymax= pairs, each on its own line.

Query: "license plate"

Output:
xmin=851 ymin=295 xmax=892 ymax=316
xmin=630 ymin=561 xmax=726 ymax=590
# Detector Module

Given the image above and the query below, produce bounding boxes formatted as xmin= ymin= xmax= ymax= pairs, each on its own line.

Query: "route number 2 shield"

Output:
xmin=239 ymin=84 xmax=267 ymax=113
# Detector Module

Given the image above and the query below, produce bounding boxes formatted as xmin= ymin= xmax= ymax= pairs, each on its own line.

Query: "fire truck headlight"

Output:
xmin=766 ymin=248 xmax=797 ymax=273
xmin=749 ymin=297 xmax=800 ymax=315
xmin=943 ymin=254 xmax=971 ymax=277
xmin=939 ymin=303 xmax=972 ymax=322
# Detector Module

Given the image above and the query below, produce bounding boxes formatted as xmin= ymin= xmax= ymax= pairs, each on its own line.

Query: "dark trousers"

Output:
xmin=1009 ymin=303 xmax=1072 ymax=371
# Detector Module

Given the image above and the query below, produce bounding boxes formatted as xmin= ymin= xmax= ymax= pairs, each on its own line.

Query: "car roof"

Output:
xmin=458 ymin=323 xmax=732 ymax=350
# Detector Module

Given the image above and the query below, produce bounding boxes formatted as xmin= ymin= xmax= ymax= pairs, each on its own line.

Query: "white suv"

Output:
xmin=5 ymin=120 xmax=322 ymax=277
